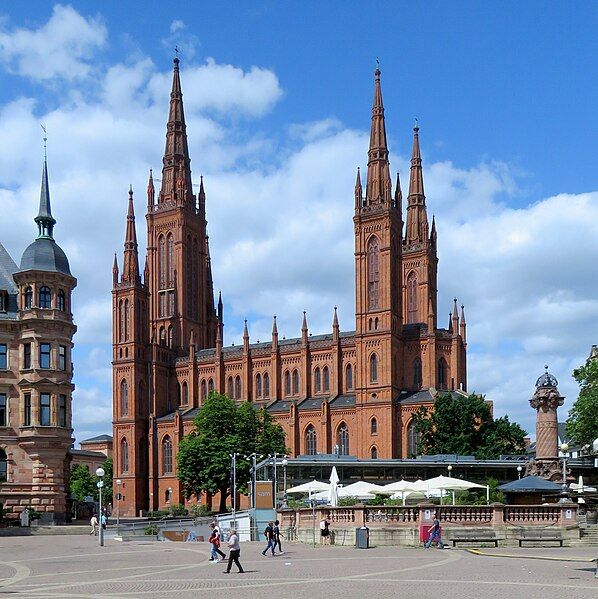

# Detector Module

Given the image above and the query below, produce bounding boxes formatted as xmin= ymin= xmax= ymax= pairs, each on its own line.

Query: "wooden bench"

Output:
xmin=449 ymin=530 xmax=499 ymax=547
xmin=517 ymin=529 xmax=564 ymax=547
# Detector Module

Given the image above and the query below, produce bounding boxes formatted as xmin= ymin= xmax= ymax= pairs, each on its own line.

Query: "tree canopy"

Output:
xmin=177 ymin=392 xmax=287 ymax=513
xmin=411 ymin=393 xmax=526 ymax=459
xmin=70 ymin=457 xmax=113 ymax=504
xmin=566 ymin=357 xmax=598 ymax=447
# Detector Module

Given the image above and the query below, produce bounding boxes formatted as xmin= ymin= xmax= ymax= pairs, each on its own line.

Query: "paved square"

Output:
xmin=0 ymin=536 xmax=595 ymax=598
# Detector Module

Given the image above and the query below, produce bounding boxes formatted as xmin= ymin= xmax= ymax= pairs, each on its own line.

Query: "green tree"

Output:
xmin=412 ymin=393 xmax=526 ymax=459
xmin=566 ymin=357 xmax=598 ymax=447
xmin=177 ymin=393 xmax=288 ymax=513
xmin=70 ymin=464 xmax=97 ymax=502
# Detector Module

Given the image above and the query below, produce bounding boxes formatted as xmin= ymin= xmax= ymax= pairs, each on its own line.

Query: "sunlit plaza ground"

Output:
xmin=0 ymin=535 xmax=595 ymax=598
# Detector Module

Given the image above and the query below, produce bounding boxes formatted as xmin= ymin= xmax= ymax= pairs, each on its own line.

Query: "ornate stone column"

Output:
xmin=525 ymin=367 xmax=565 ymax=481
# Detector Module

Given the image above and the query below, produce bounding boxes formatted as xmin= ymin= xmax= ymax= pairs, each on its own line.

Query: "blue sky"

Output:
xmin=0 ymin=2 xmax=597 ymax=445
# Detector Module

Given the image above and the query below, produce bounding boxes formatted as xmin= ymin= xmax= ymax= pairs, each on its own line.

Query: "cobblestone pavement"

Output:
xmin=0 ymin=536 xmax=595 ymax=598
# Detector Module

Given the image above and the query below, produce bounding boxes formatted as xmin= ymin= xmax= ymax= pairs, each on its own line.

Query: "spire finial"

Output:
xmin=414 ymin=117 xmax=419 ymax=131
xmin=41 ymin=123 xmax=47 ymax=161
xmin=35 ymin=130 xmax=56 ymax=240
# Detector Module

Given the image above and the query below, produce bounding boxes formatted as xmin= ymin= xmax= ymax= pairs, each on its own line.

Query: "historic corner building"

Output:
xmin=0 ymin=157 xmax=77 ymax=523
xmin=112 ymin=58 xmax=468 ymax=515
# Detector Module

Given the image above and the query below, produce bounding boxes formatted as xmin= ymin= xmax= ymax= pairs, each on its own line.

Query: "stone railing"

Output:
xmin=279 ymin=502 xmax=578 ymax=531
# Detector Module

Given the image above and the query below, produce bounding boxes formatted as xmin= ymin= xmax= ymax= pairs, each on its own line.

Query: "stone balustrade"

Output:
xmin=279 ymin=502 xmax=579 ymax=546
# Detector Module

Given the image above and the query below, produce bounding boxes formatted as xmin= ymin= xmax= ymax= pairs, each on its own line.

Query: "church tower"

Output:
xmin=112 ymin=187 xmax=150 ymax=514
xmin=145 ymin=57 xmax=217 ymax=353
xmin=353 ymin=68 xmax=403 ymax=458
xmin=402 ymin=123 xmax=438 ymax=328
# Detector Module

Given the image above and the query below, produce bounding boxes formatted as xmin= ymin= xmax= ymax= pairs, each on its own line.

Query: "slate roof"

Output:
xmin=69 ymin=448 xmax=107 ymax=459
xmin=297 ymin=396 xmax=325 ymax=411
xmin=19 ymin=237 xmax=71 ymax=276
xmin=266 ymin=400 xmax=294 ymax=413
xmin=329 ymin=394 xmax=356 ymax=407
xmin=81 ymin=434 xmax=113 ymax=443
xmin=0 ymin=242 xmax=18 ymax=320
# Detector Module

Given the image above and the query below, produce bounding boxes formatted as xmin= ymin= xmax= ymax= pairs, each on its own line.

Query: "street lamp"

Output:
xmin=447 ymin=465 xmax=452 ymax=477
xmin=116 ymin=479 xmax=122 ymax=536
xmin=517 ymin=466 xmax=522 ymax=479
xmin=281 ymin=457 xmax=288 ymax=508
xmin=96 ymin=467 xmax=105 ymax=547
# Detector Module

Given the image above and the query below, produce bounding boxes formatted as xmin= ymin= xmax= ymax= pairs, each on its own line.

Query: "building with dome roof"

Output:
xmin=0 ymin=155 xmax=76 ymax=524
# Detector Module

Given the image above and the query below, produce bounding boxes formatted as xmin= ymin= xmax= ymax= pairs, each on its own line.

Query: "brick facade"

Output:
xmin=112 ymin=60 xmax=468 ymax=516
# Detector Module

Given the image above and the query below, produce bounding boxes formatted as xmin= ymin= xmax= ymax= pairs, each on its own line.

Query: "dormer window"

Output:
xmin=0 ymin=290 xmax=7 ymax=312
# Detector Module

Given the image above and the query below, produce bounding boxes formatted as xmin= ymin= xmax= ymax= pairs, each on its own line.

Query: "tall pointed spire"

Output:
xmin=198 ymin=175 xmax=205 ymax=213
xmin=147 ymin=169 xmax=155 ymax=208
xmin=452 ymin=297 xmax=459 ymax=334
xmin=122 ymin=186 xmax=140 ymax=284
xmin=354 ymin=167 xmax=362 ymax=210
xmin=332 ymin=306 xmax=339 ymax=342
xmin=365 ymin=67 xmax=392 ymax=205
xmin=301 ymin=311 xmax=308 ymax=345
xmin=405 ymin=121 xmax=429 ymax=243
xmin=159 ymin=56 xmax=193 ymax=206
xmin=394 ymin=171 xmax=402 ymax=212
xmin=243 ymin=319 xmax=249 ymax=352
xmin=460 ymin=304 xmax=467 ymax=342
xmin=112 ymin=253 xmax=119 ymax=286
xmin=35 ymin=153 xmax=56 ymax=240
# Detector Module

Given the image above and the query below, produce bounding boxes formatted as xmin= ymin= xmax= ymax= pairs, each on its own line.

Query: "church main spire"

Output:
xmin=405 ymin=122 xmax=429 ymax=244
xmin=159 ymin=56 xmax=193 ymax=206
xmin=365 ymin=67 xmax=392 ymax=205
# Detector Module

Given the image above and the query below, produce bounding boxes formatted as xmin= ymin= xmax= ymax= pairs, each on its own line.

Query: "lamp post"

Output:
xmin=271 ymin=453 xmax=278 ymax=509
xmin=281 ymin=457 xmax=288 ymax=508
xmin=96 ymin=467 xmax=105 ymax=547
xmin=230 ymin=453 xmax=237 ymax=526
xmin=116 ymin=479 xmax=121 ymax=536
xmin=517 ymin=466 xmax=522 ymax=479
xmin=447 ymin=465 xmax=454 ymax=505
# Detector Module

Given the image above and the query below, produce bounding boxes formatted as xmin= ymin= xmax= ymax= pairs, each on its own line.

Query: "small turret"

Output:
xmin=112 ymin=253 xmax=119 ymax=286
xmin=452 ymin=297 xmax=459 ymax=334
xmin=460 ymin=305 xmax=467 ymax=342
xmin=243 ymin=319 xmax=249 ymax=353
xmin=301 ymin=311 xmax=308 ymax=345
xmin=272 ymin=315 xmax=278 ymax=350
xmin=147 ymin=169 xmax=155 ymax=208
xmin=333 ymin=306 xmax=339 ymax=342
xmin=354 ymin=167 xmax=362 ymax=210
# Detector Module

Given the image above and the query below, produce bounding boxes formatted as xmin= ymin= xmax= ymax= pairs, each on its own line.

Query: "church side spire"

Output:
xmin=159 ymin=56 xmax=193 ymax=206
xmin=405 ymin=123 xmax=429 ymax=243
xmin=365 ymin=67 xmax=392 ymax=205
xmin=122 ymin=187 xmax=140 ymax=284
xmin=354 ymin=167 xmax=362 ymax=210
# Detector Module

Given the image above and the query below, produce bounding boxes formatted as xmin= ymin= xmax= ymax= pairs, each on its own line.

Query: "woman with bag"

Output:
xmin=209 ymin=522 xmax=226 ymax=562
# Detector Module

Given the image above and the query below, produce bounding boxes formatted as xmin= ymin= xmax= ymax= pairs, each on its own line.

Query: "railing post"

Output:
xmin=354 ymin=504 xmax=366 ymax=527
xmin=490 ymin=502 xmax=505 ymax=531
xmin=558 ymin=502 xmax=577 ymax=527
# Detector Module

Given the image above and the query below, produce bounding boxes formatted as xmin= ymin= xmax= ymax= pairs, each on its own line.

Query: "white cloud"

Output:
xmin=0 ymin=6 xmax=596 ymax=444
xmin=0 ymin=4 xmax=106 ymax=81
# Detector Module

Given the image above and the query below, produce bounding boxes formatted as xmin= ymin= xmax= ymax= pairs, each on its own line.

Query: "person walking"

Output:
xmin=273 ymin=519 xmax=283 ymax=554
xmin=100 ymin=511 xmax=107 ymax=531
xmin=209 ymin=522 xmax=226 ymax=562
xmin=90 ymin=513 xmax=98 ymax=536
xmin=320 ymin=518 xmax=330 ymax=545
xmin=223 ymin=528 xmax=244 ymax=574
xmin=261 ymin=521 xmax=276 ymax=556
xmin=424 ymin=512 xmax=444 ymax=549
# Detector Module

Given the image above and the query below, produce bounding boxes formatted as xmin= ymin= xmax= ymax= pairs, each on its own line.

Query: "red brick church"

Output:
xmin=112 ymin=59 xmax=468 ymax=515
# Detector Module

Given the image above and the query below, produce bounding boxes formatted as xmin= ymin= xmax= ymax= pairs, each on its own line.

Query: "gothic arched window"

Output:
xmin=158 ymin=235 xmax=166 ymax=289
xmin=182 ymin=381 xmax=188 ymax=405
xmin=371 ymin=417 xmax=378 ymax=434
xmin=256 ymin=373 xmax=262 ymax=398
xmin=167 ymin=233 xmax=174 ymax=287
xmin=413 ymin=357 xmax=423 ymax=390
xmin=371 ymin=446 xmax=378 ymax=459
xmin=284 ymin=371 xmax=291 ymax=397
xmin=208 ymin=378 xmax=214 ymax=393
xmin=305 ymin=425 xmax=317 ymax=455
xmin=39 ymin=286 xmax=51 ymax=309
xmin=121 ymin=379 xmax=128 ymax=416
xmin=57 ymin=289 xmax=65 ymax=311
xmin=120 ymin=438 xmax=129 ymax=473
xmin=407 ymin=419 xmax=420 ymax=457
xmin=292 ymin=369 xmax=299 ymax=395
xmin=323 ymin=366 xmax=330 ymax=392
xmin=407 ymin=272 xmax=417 ymax=324
xmin=367 ymin=236 xmax=380 ymax=309
xmin=314 ymin=367 xmax=321 ymax=393
xmin=201 ymin=379 xmax=207 ymax=400
xmin=24 ymin=286 xmax=33 ymax=309
xmin=235 ymin=375 xmax=241 ymax=400
xmin=124 ymin=299 xmax=130 ymax=341
xmin=345 ymin=364 xmax=353 ymax=390
xmin=337 ymin=423 xmax=349 ymax=456
xmin=263 ymin=372 xmax=270 ymax=398
xmin=438 ymin=358 xmax=447 ymax=390
xmin=227 ymin=377 xmax=234 ymax=398
xmin=370 ymin=353 xmax=378 ymax=383
xmin=162 ymin=436 xmax=173 ymax=474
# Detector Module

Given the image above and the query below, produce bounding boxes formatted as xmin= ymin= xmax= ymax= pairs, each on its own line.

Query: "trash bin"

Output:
xmin=355 ymin=526 xmax=369 ymax=549
xmin=419 ymin=524 xmax=431 ymax=544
